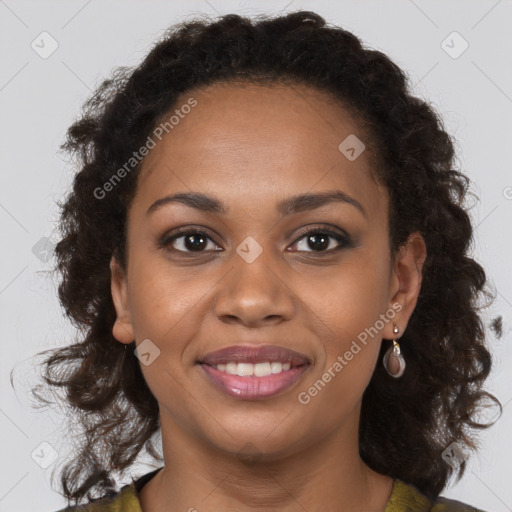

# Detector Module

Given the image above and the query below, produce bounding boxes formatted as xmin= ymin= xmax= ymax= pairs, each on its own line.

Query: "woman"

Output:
xmin=35 ymin=10 xmax=499 ymax=512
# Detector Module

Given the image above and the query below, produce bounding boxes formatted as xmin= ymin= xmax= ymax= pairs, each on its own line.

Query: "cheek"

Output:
xmin=297 ymin=295 xmax=385 ymax=424
xmin=125 ymin=256 xmax=207 ymax=418
xmin=303 ymin=252 xmax=390 ymax=337
xmin=301 ymin=247 xmax=391 ymax=378
xmin=126 ymin=252 xmax=208 ymax=341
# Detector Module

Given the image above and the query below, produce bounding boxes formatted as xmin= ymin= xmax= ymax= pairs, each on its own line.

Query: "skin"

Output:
xmin=110 ymin=82 xmax=427 ymax=512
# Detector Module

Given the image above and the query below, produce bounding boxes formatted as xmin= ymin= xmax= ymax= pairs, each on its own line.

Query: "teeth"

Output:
xmin=214 ymin=361 xmax=292 ymax=376
xmin=254 ymin=362 xmax=271 ymax=377
xmin=271 ymin=361 xmax=291 ymax=373
xmin=226 ymin=362 xmax=237 ymax=375
xmin=237 ymin=363 xmax=254 ymax=376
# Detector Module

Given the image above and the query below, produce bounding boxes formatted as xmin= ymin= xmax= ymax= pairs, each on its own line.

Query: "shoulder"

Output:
xmin=51 ymin=467 xmax=163 ymax=512
xmin=53 ymin=484 xmax=139 ymax=512
xmin=431 ymin=496 xmax=487 ymax=512
xmin=387 ymin=479 xmax=487 ymax=512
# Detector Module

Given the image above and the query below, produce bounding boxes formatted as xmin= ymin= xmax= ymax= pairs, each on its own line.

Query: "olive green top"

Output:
xmin=55 ymin=467 xmax=485 ymax=511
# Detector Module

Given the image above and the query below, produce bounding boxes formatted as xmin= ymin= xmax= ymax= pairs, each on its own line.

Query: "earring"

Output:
xmin=383 ymin=323 xmax=406 ymax=378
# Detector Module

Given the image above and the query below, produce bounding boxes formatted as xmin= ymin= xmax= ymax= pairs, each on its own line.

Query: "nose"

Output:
xmin=213 ymin=250 xmax=295 ymax=328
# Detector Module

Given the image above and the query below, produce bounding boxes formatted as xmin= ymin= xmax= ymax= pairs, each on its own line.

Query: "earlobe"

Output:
xmin=110 ymin=256 xmax=135 ymax=344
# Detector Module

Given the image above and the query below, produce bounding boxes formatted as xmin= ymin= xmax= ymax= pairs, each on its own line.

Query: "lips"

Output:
xmin=197 ymin=344 xmax=312 ymax=400
xmin=198 ymin=344 xmax=311 ymax=367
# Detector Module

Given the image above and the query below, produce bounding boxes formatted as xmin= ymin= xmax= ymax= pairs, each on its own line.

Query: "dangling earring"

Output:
xmin=383 ymin=323 xmax=406 ymax=378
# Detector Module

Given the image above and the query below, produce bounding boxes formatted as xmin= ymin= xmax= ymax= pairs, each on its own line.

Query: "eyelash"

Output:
xmin=158 ymin=225 xmax=352 ymax=256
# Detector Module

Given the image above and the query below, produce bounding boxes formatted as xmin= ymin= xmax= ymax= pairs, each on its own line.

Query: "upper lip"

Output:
xmin=198 ymin=345 xmax=311 ymax=367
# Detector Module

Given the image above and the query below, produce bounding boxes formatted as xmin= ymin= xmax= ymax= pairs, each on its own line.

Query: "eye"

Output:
xmin=159 ymin=228 xmax=221 ymax=253
xmin=289 ymin=226 xmax=352 ymax=253
xmin=159 ymin=225 xmax=352 ymax=255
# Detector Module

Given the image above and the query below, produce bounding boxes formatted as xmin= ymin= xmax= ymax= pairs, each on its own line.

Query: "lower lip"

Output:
xmin=199 ymin=364 xmax=310 ymax=400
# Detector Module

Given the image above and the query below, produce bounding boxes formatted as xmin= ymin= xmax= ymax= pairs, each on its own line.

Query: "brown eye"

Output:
xmin=289 ymin=227 xmax=351 ymax=253
xmin=159 ymin=229 xmax=221 ymax=253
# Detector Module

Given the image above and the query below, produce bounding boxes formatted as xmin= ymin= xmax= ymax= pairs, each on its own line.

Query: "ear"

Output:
xmin=385 ymin=231 xmax=427 ymax=339
xmin=110 ymin=255 xmax=135 ymax=345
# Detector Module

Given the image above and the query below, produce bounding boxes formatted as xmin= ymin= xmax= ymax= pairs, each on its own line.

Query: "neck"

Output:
xmin=139 ymin=408 xmax=393 ymax=512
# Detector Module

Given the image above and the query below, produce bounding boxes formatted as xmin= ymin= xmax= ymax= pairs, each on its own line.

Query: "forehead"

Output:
xmin=133 ymin=82 xmax=387 ymax=219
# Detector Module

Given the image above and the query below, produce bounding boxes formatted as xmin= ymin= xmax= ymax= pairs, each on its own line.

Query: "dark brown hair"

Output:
xmin=28 ymin=10 xmax=500 ymax=506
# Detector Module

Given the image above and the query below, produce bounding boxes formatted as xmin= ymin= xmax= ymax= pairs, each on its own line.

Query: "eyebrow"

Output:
xmin=146 ymin=190 xmax=367 ymax=218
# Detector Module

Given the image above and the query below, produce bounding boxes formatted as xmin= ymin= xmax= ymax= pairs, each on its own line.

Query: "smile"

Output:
xmin=215 ymin=361 xmax=291 ymax=376
xmin=197 ymin=344 xmax=312 ymax=400
xmin=200 ymin=363 xmax=310 ymax=400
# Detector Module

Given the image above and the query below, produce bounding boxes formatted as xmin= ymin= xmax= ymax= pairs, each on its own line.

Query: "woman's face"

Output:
xmin=111 ymin=82 xmax=425 ymax=460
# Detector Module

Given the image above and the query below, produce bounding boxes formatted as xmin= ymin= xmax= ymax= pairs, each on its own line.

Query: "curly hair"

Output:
xmin=30 ymin=10 xmax=500 ymax=506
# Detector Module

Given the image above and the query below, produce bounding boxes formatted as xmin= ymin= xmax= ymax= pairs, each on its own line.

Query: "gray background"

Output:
xmin=1 ymin=1 xmax=511 ymax=511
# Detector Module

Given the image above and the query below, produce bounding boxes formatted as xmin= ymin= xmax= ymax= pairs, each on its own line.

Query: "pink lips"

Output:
xmin=198 ymin=345 xmax=311 ymax=400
